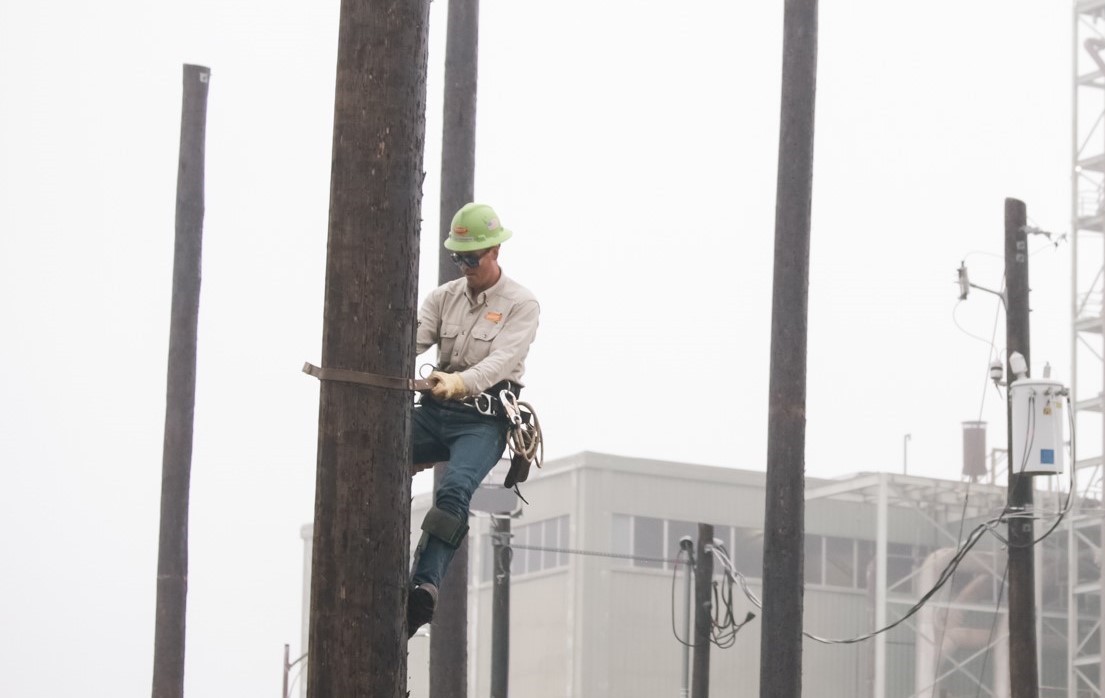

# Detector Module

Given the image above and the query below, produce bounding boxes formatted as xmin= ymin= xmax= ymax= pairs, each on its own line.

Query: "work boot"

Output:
xmin=407 ymin=583 xmax=438 ymax=638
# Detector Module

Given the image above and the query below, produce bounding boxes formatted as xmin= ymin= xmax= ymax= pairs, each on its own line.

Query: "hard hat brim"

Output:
xmin=443 ymin=228 xmax=513 ymax=252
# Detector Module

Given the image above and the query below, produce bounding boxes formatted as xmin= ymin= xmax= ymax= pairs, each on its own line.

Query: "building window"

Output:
xmin=612 ymin=515 xmax=763 ymax=577
xmin=887 ymin=542 xmax=918 ymax=592
xmin=825 ymin=535 xmax=856 ymax=587
xmin=730 ymin=526 xmax=763 ymax=579
xmin=479 ymin=515 xmax=570 ymax=583
xmin=855 ymin=540 xmax=875 ymax=590
xmin=610 ymin=515 xmax=930 ymax=593
xmin=634 ymin=516 xmax=665 ymax=569
xmin=804 ymin=537 xmax=911 ymax=591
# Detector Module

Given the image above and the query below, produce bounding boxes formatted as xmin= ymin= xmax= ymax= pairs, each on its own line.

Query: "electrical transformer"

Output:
xmin=1009 ymin=378 xmax=1065 ymax=476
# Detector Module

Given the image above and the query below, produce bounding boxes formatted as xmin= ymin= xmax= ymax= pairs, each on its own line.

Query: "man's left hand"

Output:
xmin=430 ymin=371 xmax=467 ymax=400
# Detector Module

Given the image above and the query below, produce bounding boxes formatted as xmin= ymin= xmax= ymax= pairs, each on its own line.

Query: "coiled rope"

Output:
xmin=500 ymin=390 xmax=543 ymax=470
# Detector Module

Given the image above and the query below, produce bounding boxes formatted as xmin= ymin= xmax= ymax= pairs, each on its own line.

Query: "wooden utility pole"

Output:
xmin=490 ymin=516 xmax=511 ymax=698
xmin=760 ymin=1 xmax=817 ymax=696
xmin=306 ymin=0 xmax=430 ymax=695
xmin=692 ymin=523 xmax=715 ymax=698
xmin=435 ymin=0 xmax=479 ymax=286
xmin=430 ymin=0 xmax=480 ymax=693
xmin=151 ymin=63 xmax=209 ymax=698
xmin=1004 ymin=197 xmax=1039 ymax=698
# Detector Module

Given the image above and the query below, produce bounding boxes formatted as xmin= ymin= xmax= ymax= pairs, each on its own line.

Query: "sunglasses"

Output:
xmin=450 ymin=250 xmax=489 ymax=268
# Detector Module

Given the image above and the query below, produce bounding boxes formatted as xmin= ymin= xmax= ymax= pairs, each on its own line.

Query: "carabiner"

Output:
xmin=499 ymin=390 xmax=523 ymax=426
xmin=474 ymin=393 xmax=495 ymax=416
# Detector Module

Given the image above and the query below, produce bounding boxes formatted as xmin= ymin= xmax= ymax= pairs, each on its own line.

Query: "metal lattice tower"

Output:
xmin=1070 ymin=3 xmax=1105 ymax=696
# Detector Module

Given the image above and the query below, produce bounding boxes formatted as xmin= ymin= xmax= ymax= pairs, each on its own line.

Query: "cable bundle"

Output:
xmin=671 ymin=544 xmax=756 ymax=649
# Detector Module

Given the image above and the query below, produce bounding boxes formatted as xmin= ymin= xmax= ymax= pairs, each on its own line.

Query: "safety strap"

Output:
xmin=302 ymin=362 xmax=434 ymax=392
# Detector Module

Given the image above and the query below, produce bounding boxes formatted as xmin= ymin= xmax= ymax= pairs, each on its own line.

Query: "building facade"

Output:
xmin=300 ymin=451 xmax=1079 ymax=697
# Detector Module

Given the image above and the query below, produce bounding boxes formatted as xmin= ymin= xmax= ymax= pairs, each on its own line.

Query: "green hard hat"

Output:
xmin=444 ymin=202 xmax=513 ymax=252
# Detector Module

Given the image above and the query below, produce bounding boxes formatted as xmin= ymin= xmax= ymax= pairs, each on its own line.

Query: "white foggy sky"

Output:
xmin=0 ymin=1 xmax=1074 ymax=696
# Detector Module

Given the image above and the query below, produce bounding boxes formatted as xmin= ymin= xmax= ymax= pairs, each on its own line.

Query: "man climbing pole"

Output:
xmin=407 ymin=202 xmax=540 ymax=637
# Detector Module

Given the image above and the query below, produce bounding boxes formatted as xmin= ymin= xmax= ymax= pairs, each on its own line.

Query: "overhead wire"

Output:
xmin=509 ymin=542 xmax=683 ymax=567
xmin=809 ymin=242 xmax=1076 ymax=652
xmin=932 ymin=486 xmax=976 ymax=694
xmin=666 ymin=503 xmax=1059 ymax=649
xmin=952 ymin=300 xmax=1003 ymax=351
xmin=669 ymin=548 xmax=697 ymax=649
xmin=522 ymin=505 xmax=1060 ymax=653
xmin=285 ymin=659 xmax=306 ymax=698
xmin=954 ymin=241 xmax=1076 ymax=544
xmin=656 ymin=234 xmax=1074 ymax=664
xmin=937 ymin=282 xmax=1007 ymax=693
xmin=925 ymin=371 xmax=1071 ymax=688
xmin=972 ymin=560 xmax=1010 ymax=698
xmin=518 ymin=390 xmax=1074 ymax=657
xmin=523 ymin=235 xmax=1073 ymax=663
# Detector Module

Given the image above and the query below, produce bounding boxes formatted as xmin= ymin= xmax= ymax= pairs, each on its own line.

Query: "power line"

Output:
xmin=509 ymin=543 xmax=680 ymax=567
xmin=511 ymin=509 xmax=1073 ymax=650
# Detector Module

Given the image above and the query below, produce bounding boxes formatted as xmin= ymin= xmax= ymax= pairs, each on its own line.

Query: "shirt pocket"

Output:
xmin=471 ymin=318 xmax=506 ymax=342
xmin=438 ymin=323 xmax=462 ymax=366
xmin=471 ymin=303 xmax=511 ymax=343
xmin=466 ymin=309 xmax=509 ymax=364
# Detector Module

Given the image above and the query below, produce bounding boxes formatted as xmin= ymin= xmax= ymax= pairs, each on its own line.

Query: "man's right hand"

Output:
xmin=429 ymin=371 xmax=467 ymax=400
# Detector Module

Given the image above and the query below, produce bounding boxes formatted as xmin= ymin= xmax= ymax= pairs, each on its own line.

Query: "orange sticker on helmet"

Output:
xmin=453 ymin=226 xmax=469 ymax=235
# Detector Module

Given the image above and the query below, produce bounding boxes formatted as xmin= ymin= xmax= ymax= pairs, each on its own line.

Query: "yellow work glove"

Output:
xmin=430 ymin=371 xmax=468 ymax=400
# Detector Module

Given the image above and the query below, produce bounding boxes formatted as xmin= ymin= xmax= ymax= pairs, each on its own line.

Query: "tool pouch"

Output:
xmin=504 ymin=452 xmax=532 ymax=489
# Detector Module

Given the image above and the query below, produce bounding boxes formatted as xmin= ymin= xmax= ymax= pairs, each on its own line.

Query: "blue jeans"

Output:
xmin=410 ymin=399 xmax=507 ymax=588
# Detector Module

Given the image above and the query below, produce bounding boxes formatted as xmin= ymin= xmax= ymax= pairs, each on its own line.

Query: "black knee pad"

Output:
xmin=421 ymin=505 xmax=469 ymax=548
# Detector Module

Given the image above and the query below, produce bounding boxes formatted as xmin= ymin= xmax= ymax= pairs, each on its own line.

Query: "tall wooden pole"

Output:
xmin=692 ymin=523 xmax=714 ymax=698
xmin=431 ymin=0 xmax=479 ymax=694
xmin=680 ymin=539 xmax=693 ymax=698
xmin=151 ymin=63 xmax=209 ymax=698
xmin=435 ymin=0 xmax=479 ymax=286
xmin=306 ymin=0 xmax=430 ymax=695
xmin=1004 ymin=197 xmax=1039 ymax=698
xmin=760 ymin=1 xmax=817 ymax=696
xmin=490 ymin=516 xmax=511 ymax=698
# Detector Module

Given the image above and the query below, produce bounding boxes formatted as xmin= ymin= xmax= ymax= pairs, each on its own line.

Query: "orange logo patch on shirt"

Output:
xmin=485 ymin=311 xmax=503 ymax=323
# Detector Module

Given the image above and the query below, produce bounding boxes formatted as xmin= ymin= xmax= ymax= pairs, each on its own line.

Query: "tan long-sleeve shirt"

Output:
xmin=416 ymin=272 xmax=539 ymax=396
